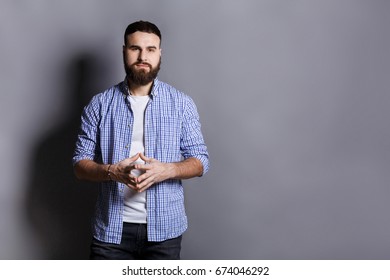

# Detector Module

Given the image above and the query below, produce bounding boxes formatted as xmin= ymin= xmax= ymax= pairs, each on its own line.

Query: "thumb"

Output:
xmin=128 ymin=153 xmax=140 ymax=163
xmin=139 ymin=153 xmax=152 ymax=163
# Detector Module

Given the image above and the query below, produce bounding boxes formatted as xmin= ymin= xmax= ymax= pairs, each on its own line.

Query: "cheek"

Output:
xmin=124 ymin=52 xmax=136 ymax=64
xmin=151 ymin=55 xmax=161 ymax=66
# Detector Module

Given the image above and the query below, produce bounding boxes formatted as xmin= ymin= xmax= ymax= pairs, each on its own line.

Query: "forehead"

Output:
xmin=125 ymin=31 xmax=161 ymax=47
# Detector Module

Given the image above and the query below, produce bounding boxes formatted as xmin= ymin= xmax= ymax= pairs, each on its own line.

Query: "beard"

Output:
xmin=124 ymin=58 xmax=161 ymax=86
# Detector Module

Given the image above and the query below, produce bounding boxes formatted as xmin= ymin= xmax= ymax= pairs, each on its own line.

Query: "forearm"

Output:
xmin=168 ymin=157 xmax=204 ymax=180
xmin=74 ymin=159 xmax=110 ymax=182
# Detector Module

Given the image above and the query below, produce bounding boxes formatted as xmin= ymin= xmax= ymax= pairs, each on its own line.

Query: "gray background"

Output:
xmin=1 ymin=0 xmax=390 ymax=259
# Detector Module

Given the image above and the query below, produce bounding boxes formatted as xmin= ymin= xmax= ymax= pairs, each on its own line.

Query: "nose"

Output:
xmin=138 ymin=50 xmax=147 ymax=62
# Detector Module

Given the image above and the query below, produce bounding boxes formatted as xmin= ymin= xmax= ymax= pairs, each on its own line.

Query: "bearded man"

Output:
xmin=73 ymin=21 xmax=209 ymax=260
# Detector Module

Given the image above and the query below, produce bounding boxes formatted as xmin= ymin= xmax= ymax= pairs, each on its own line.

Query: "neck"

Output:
xmin=127 ymin=78 xmax=153 ymax=96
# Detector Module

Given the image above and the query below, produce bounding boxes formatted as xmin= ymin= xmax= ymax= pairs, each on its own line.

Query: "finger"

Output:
xmin=135 ymin=172 xmax=146 ymax=183
xmin=120 ymin=156 xmax=139 ymax=169
xmin=128 ymin=173 xmax=139 ymax=183
xmin=134 ymin=164 xmax=152 ymax=172
xmin=128 ymin=153 xmax=140 ymax=163
xmin=136 ymin=175 xmax=155 ymax=192
xmin=138 ymin=181 xmax=153 ymax=192
xmin=126 ymin=183 xmax=139 ymax=191
xmin=126 ymin=175 xmax=139 ymax=188
xmin=135 ymin=168 xmax=155 ymax=183
xmin=139 ymin=153 xmax=152 ymax=163
xmin=117 ymin=173 xmax=137 ymax=185
xmin=124 ymin=164 xmax=136 ymax=173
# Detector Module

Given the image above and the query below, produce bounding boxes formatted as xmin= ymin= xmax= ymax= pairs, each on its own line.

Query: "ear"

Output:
xmin=123 ymin=45 xmax=128 ymax=58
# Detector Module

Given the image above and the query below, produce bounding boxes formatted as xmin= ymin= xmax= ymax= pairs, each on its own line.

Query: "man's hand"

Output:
xmin=110 ymin=153 xmax=145 ymax=191
xmin=132 ymin=153 xmax=176 ymax=192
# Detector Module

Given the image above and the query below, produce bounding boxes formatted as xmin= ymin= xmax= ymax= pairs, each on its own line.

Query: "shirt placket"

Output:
xmin=144 ymin=95 xmax=159 ymax=241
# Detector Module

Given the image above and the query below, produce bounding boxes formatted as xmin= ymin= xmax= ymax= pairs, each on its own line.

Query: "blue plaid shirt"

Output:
xmin=73 ymin=78 xmax=209 ymax=243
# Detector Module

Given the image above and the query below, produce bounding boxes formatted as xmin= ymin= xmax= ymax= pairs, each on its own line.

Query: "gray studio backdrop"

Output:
xmin=1 ymin=0 xmax=390 ymax=259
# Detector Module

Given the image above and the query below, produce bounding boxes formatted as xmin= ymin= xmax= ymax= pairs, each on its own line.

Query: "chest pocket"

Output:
xmin=153 ymin=113 xmax=182 ymax=161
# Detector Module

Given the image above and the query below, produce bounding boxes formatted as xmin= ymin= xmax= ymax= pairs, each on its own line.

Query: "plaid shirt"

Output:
xmin=73 ymin=79 xmax=209 ymax=243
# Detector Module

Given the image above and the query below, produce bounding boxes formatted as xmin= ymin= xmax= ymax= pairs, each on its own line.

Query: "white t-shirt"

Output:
xmin=122 ymin=94 xmax=150 ymax=224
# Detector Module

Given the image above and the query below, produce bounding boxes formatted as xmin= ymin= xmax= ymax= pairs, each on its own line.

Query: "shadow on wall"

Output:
xmin=25 ymin=53 xmax=103 ymax=259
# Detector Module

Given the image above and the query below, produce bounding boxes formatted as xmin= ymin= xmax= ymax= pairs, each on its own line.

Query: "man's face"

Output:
xmin=123 ymin=31 xmax=161 ymax=86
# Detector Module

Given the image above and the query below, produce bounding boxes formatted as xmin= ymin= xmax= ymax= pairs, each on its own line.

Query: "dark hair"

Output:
xmin=124 ymin=20 xmax=161 ymax=44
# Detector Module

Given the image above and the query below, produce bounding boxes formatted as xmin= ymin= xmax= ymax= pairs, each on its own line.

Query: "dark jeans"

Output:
xmin=90 ymin=223 xmax=182 ymax=260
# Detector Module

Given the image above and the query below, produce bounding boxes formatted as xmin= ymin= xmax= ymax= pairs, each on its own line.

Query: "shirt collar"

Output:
xmin=122 ymin=77 xmax=160 ymax=97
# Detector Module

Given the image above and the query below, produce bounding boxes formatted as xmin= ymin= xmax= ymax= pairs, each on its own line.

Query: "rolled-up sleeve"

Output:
xmin=180 ymin=95 xmax=210 ymax=175
xmin=72 ymin=96 xmax=101 ymax=165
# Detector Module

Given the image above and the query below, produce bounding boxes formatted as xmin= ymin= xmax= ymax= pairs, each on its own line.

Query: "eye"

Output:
xmin=126 ymin=45 xmax=140 ymax=52
xmin=147 ymin=47 xmax=156 ymax=53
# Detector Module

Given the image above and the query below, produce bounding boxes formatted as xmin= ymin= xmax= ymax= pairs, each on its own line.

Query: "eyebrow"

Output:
xmin=127 ymin=45 xmax=158 ymax=49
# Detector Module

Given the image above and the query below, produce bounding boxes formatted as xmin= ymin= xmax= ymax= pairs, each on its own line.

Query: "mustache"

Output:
xmin=132 ymin=61 xmax=152 ymax=68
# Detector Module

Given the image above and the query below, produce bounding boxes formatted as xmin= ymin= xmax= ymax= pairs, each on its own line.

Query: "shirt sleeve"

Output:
xmin=180 ymin=95 xmax=210 ymax=175
xmin=72 ymin=95 xmax=101 ymax=165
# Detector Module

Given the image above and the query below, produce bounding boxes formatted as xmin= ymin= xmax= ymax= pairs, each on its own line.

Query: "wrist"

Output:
xmin=167 ymin=162 xmax=179 ymax=179
xmin=106 ymin=164 xmax=113 ymax=181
